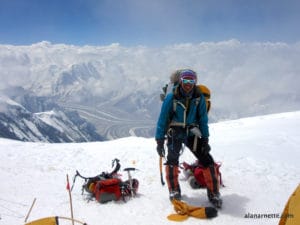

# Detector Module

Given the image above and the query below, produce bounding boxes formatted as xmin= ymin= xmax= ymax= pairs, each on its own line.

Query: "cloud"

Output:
xmin=0 ymin=40 xmax=299 ymax=119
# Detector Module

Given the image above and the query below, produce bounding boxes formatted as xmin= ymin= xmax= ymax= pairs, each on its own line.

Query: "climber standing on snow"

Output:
xmin=155 ymin=69 xmax=222 ymax=208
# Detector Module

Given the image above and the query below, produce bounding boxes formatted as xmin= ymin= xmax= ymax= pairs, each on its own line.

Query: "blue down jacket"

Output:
xmin=155 ymin=87 xmax=209 ymax=140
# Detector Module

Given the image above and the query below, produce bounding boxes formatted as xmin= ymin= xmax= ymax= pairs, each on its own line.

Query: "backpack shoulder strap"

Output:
xmin=195 ymin=97 xmax=201 ymax=107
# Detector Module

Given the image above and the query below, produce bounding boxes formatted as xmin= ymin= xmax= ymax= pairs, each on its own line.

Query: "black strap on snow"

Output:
xmin=110 ymin=158 xmax=121 ymax=176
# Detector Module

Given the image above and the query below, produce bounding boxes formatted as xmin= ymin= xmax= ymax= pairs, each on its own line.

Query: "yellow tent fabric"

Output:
xmin=25 ymin=216 xmax=87 ymax=225
xmin=25 ymin=217 xmax=57 ymax=225
xmin=279 ymin=184 xmax=300 ymax=225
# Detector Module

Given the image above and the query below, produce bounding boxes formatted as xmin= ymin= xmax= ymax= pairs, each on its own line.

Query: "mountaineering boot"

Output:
xmin=166 ymin=165 xmax=181 ymax=201
xmin=169 ymin=190 xmax=181 ymax=201
xmin=202 ymin=164 xmax=222 ymax=208
xmin=207 ymin=189 xmax=222 ymax=208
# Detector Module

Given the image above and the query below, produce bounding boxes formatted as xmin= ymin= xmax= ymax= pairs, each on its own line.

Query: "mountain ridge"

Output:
xmin=0 ymin=41 xmax=299 ymax=141
xmin=0 ymin=93 xmax=103 ymax=142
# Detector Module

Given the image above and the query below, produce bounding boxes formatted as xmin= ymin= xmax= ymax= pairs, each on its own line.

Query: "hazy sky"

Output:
xmin=0 ymin=0 xmax=299 ymax=46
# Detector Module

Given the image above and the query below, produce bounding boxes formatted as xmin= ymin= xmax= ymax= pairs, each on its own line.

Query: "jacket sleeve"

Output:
xmin=155 ymin=94 xmax=173 ymax=140
xmin=197 ymin=95 xmax=209 ymax=138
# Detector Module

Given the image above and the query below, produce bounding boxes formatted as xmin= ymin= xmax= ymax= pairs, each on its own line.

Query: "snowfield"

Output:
xmin=1 ymin=111 xmax=300 ymax=225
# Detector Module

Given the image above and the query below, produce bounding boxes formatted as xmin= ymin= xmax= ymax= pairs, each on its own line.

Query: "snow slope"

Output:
xmin=0 ymin=111 xmax=300 ymax=225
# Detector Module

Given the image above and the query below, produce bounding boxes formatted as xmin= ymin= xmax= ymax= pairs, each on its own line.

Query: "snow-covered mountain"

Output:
xmin=0 ymin=93 xmax=103 ymax=142
xmin=1 ymin=111 xmax=299 ymax=225
xmin=0 ymin=40 xmax=300 ymax=141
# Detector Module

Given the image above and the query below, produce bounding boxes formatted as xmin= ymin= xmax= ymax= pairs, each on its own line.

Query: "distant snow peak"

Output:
xmin=31 ymin=40 xmax=52 ymax=47
xmin=0 ymin=94 xmax=103 ymax=142
xmin=0 ymin=41 xmax=299 ymax=140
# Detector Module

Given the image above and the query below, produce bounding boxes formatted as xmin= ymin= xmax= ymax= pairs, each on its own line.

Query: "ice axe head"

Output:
xmin=189 ymin=127 xmax=202 ymax=138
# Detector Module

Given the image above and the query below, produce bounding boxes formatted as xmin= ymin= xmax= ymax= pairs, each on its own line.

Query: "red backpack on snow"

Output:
xmin=181 ymin=161 xmax=224 ymax=189
xmin=94 ymin=178 xmax=122 ymax=203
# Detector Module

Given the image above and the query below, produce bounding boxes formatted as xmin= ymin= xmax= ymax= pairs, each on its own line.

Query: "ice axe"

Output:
xmin=124 ymin=167 xmax=137 ymax=197
xmin=160 ymin=84 xmax=169 ymax=101
xmin=189 ymin=127 xmax=202 ymax=152
xmin=159 ymin=156 xmax=165 ymax=186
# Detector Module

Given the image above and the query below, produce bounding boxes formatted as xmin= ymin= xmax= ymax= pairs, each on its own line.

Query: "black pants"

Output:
xmin=166 ymin=127 xmax=215 ymax=167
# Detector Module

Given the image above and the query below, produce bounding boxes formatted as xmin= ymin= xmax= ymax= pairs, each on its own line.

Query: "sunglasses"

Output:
xmin=181 ymin=78 xmax=196 ymax=84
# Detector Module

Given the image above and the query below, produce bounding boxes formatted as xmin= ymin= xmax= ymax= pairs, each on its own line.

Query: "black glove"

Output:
xmin=199 ymin=138 xmax=211 ymax=155
xmin=156 ymin=139 xmax=165 ymax=157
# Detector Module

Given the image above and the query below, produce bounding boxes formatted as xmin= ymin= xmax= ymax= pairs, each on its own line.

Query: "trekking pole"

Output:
xmin=24 ymin=197 xmax=36 ymax=223
xmin=159 ymin=156 xmax=165 ymax=186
